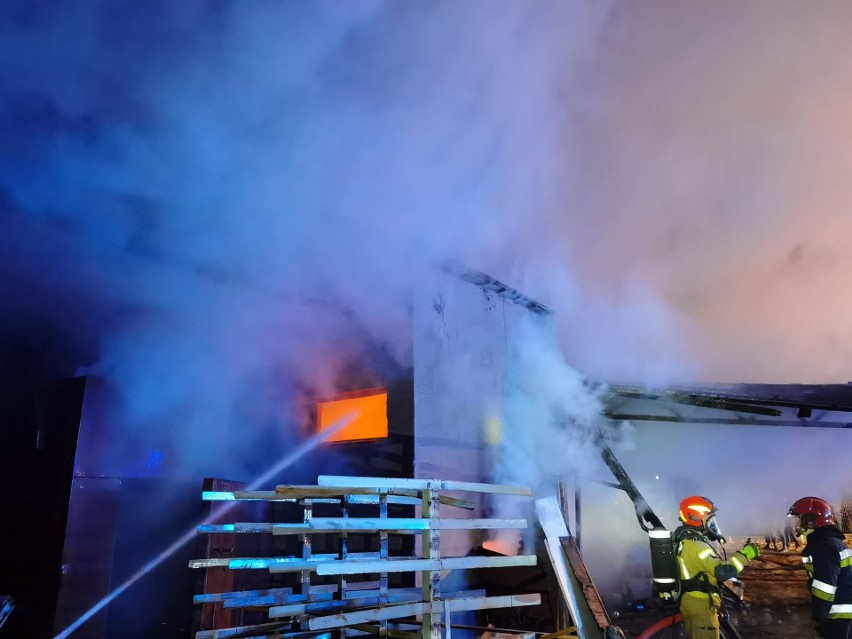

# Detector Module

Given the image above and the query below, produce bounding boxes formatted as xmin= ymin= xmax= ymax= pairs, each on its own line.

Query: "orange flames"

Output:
xmin=317 ymin=387 xmax=388 ymax=443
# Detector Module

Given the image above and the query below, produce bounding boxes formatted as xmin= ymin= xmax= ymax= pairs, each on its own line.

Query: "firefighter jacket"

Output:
xmin=674 ymin=527 xmax=753 ymax=606
xmin=801 ymin=525 xmax=852 ymax=622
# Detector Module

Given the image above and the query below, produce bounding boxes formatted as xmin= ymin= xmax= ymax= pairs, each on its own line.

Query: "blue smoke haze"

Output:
xmin=3 ymin=1 xmax=852 ymax=487
xmin=3 ymin=8 xmax=852 ymax=623
xmin=1 ymin=0 xmax=616 ymax=477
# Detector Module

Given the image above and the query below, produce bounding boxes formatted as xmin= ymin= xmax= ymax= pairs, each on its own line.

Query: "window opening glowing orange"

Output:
xmin=317 ymin=387 xmax=388 ymax=443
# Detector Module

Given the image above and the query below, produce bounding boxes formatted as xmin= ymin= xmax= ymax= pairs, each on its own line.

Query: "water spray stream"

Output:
xmin=53 ymin=412 xmax=357 ymax=639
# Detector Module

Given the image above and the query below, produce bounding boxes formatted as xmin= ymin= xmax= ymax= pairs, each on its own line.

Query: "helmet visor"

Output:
xmin=792 ymin=512 xmax=818 ymax=535
xmin=706 ymin=515 xmax=722 ymax=539
xmin=787 ymin=513 xmax=802 ymax=535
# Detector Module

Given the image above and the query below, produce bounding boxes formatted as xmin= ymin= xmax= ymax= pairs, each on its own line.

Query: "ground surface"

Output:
xmin=614 ymin=603 xmax=820 ymax=638
xmin=610 ymin=535 xmax=852 ymax=638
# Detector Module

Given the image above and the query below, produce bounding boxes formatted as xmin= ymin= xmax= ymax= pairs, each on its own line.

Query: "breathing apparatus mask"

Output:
xmin=705 ymin=514 xmax=724 ymax=542
xmin=788 ymin=513 xmax=815 ymax=537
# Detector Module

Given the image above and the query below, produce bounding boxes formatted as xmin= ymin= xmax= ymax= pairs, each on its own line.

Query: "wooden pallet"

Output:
xmin=191 ymin=477 xmax=539 ymax=639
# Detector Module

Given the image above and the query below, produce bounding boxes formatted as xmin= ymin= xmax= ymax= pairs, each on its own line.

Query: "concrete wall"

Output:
xmin=412 ymin=268 xmax=550 ymax=556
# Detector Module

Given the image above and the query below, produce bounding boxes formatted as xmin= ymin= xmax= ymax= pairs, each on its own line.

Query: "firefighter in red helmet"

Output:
xmin=675 ymin=496 xmax=760 ymax=639
xmin=788 ymin=496 xmax=852 ymax=638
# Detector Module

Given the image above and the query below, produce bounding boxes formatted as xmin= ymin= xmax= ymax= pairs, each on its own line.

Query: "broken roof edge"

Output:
xmin=442 ymin=260 xmax=554 ymax=316
xmin=607 ymin=382 xmax=852 ymax=414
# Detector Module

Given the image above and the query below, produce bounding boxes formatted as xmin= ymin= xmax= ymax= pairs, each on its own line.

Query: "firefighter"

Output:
xmin=788 ymin=496 xmax=852 ymax=639
xmin=675 ymin=495 xmax=760 ymax=639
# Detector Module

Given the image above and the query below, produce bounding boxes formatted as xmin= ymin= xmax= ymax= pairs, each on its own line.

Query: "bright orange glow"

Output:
xmin=318 ymin=388 xmax=388 ymax=443
xmin=482 ymin=539 xmax=517 ymax=556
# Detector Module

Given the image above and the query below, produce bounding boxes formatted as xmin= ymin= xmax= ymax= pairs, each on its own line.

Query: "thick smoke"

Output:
xmin=498 ymin=318 xmax=633 ymax=491
xmin=6 ymin=5 xmax=852 ymax=624
xmin=488 ymin=316 xmax=637 ymax=553
xmin=555 ymin=1 xmax=852 ymax=383
xmin=4 ymin=2 xmax=852 ymax=484
xmin=1 ymin=1 xmax=611 ymax=477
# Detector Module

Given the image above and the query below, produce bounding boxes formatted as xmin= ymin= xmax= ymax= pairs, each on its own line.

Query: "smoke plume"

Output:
xmin=4 ymin=1 xmax=852 ymax=483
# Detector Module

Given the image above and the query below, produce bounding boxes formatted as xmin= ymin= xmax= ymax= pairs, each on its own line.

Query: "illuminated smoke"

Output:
xmin=6 ymin=1 xmax=852 ymax=480
xmin=5 ymin=1 xmax=852 ymax=616
xmin=53 ymin=412 xmax=355 ymax=639
xmin=0 ymin=1 xmax=612 ymax=478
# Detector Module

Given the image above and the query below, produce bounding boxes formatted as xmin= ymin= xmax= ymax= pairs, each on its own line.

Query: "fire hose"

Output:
xmin=635 ymin=614 xmax=682 ymax=639
xmin=0 ymin=596 xmax=14 ymax=629
xmin=635 ymin=612 xmax=743 ymax=639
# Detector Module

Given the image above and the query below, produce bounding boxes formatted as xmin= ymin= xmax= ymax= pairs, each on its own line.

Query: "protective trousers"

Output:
xmin=826 ymin=618 xmax=852 ymax=639
xmin=680 ymin=593 xmax=720 ymax=639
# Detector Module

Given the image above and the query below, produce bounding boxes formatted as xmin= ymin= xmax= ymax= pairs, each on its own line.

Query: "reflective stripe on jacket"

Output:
xmin=801 ymin=526 xmax=852 ymax=621
xmin=676 ymin=534 xmax=752 ymax=604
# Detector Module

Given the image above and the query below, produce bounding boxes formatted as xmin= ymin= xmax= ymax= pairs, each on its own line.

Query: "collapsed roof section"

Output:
xmin=603 ymin=383 xmax=852 ymax=428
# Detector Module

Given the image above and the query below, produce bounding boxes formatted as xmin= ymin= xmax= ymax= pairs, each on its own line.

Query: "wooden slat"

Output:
xmin=233 ymin=630 xmax=329 ymax=639
xmin=421 ymin=488 xmax=440 ymax=639
xmin=223 ymin=590 xmax=335 ymax=609
xmin=277 ymin=486 xmax=477 ymax=510
xmin=535 ymin=496 xmax=605 ymax=637
xmin=204 ymin=491 xmax=423 ymax=507
xmin=307 ymin=594 xmax=541 ymax=630
xmin=263 ymin=586 xmax=486 ymax=615
xmin=197 ymin=522 xmax=413 ymax=535
xmin=193 ymin=586 xmax=293 ymax=604
xmin=199 ymin=518 xmax=526 ymax=535
xmin=349 ymin=623 xmax=419 ymax=639
xmin=269 ymin=592 xmax=423 ymax=618
xmin=191 ymin=557 xmax=319 ymax=571
xmin=434 ymin=495 xmax=476 ymax=510
xmin=316 ymin=554 xmax=537 ymax=576
xmin=284 ymin=517 xmax=525 ymax=531
xmin=190 ymin=552 xmax=385 ymax=570
xmin=274 ymin=486 xmax=415 ymax=497
xmin=267 ymin=553 xmax=388 ymax=574
xmin=190 ymin=554 xmax=339 ymax=570
xmin=203 ymin=489 xmax=475 ymax=510
xmin=195 ymin=620 xmax=288 ymax=638
xmin=193 ymin=552 xmax=534 ymax=575
xmin=318 ymin=476 xmax=532 ymax=496
xmin=560 ymin=536 xmax=611 ymax=630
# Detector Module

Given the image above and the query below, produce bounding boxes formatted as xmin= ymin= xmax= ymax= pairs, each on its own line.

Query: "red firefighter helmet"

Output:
xmin=679 ymin=495 xmax=719 ymax=534
xmin=788 ymin=496 xmax=835 ymax=531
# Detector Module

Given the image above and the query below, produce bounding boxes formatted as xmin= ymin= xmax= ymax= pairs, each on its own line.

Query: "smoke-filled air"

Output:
xmin=7 ymin=5 xmax=852 ymax=637
xmin=3 ymin=1 xmax=852 ymax=523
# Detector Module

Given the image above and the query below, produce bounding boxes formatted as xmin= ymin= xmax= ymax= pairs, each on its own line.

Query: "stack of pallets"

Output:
xmin=190 ymin=476 xmax=541 ymax=639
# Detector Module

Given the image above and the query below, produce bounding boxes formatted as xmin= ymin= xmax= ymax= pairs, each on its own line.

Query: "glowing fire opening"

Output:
xmin=318 ymin=387 xmax=388 ymax=443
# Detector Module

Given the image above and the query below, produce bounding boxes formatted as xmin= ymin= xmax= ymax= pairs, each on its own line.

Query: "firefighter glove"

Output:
xmin=740 ymin=542 xmax=760 ymax=560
